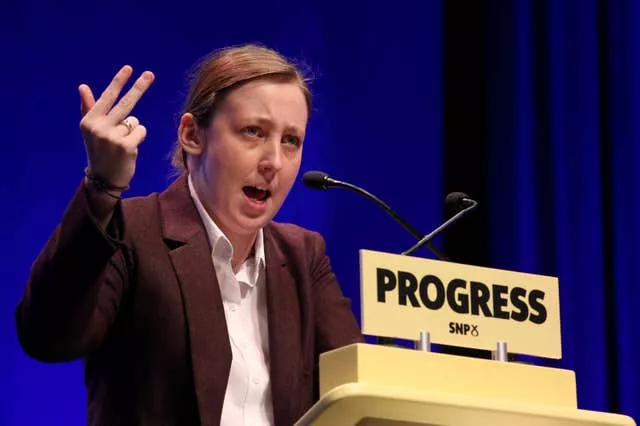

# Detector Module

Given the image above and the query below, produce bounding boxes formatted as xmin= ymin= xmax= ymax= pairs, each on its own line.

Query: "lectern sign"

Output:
xmin=360 ymin=249 xmax=562 ymax=358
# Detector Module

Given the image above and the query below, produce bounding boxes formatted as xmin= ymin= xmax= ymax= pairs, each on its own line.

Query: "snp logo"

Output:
xmin=449 ymin=322 xmax=479 ymax=337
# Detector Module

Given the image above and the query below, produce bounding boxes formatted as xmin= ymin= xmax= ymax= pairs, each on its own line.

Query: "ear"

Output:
xmin=178 ymin=113 xmax=205 ymax=157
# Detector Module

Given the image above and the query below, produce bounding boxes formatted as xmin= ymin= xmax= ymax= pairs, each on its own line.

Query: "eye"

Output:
xmin=283 ymin=134 xmax=301 ymax=146
xmin=243 ymin=126 xmax=265 ymax=138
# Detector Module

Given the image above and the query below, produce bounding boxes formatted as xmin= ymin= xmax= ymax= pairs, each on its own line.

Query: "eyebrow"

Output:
xmin=242 ymin=115 xmax=305 ymax=136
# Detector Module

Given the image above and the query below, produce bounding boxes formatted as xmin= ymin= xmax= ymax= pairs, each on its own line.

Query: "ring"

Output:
xmin=121 ymin=118 xmax=134 ymax=134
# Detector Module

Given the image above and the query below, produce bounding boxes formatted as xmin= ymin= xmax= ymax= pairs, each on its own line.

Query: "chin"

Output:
xmin=235 ymin=213 xmax=273 ymax=232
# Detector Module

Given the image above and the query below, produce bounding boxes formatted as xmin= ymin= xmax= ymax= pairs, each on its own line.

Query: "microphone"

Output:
xmin=401 ymin=192 xmax=478 ymax=256
xmin=304 ymin=171 xmax=477 ymax=347
xmin=302 ymin=171 xmax=447 ymax=260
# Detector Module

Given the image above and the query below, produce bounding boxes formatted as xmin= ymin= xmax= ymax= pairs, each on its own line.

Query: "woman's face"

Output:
xmin=191 ymin=78 xmax=308 ymax=238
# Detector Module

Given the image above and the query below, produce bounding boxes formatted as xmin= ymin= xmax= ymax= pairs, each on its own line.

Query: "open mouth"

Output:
xmin=242 ymin=186 xmax=271 ymax=202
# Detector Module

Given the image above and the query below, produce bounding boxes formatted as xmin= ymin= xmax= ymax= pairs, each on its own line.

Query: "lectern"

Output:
xmin=296 ymin=250 xmax=636 ymax=425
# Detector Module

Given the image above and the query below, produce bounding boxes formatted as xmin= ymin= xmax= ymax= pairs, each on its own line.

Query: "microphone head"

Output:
xmin=302 ymin=170 xmax=331 ymax=190
xmin=445 ymin=192 xmax=475 ymax=210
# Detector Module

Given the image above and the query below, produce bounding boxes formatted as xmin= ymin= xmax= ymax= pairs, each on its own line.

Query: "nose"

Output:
xmin=258 ymin=138 xmax=283 ymax=176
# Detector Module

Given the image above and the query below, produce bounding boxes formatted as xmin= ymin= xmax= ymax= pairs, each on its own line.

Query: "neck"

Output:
xmin=226 ymin=229 xmax=257 ymax=273
xmin=190 ymin=172 xmax=258 ymax=273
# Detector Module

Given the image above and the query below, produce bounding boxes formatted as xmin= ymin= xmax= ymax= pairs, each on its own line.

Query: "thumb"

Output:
xmin=78 ymin=84 xmax=96 ymax=117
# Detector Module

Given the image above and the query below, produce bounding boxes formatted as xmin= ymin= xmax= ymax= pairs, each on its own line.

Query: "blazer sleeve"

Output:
xmin=309 ymin=232 xmax=364 ymax=354
xmin=16 ymin=180 xmax=130 ymax=362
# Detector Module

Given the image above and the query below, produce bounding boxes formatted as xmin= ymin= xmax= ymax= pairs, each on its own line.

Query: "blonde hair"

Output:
xmin=172 ymin=44 xmax=312 ymax=172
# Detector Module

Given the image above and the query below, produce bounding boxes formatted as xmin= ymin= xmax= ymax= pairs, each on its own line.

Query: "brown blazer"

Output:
xmin=16 ymin=175 xmax=363 ymax=426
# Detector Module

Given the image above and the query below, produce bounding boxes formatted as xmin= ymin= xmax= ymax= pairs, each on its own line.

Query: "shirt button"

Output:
xmin=230 ymin=305 xmax=237 ymax=312
xmin=253 ymin=378 xmax=260 ymax=385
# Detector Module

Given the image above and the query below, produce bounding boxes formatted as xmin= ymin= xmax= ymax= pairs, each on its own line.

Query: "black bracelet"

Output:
xmin=85 ymin=168 xmax=129 ymax=200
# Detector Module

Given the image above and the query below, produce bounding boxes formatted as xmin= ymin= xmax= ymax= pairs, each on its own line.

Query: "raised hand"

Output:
xmin=79 ymin=65 xmax=155 ymax=190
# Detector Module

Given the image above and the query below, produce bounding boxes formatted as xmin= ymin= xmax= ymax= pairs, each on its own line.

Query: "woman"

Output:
xmin=16 ymin=44 xmax=363 ymax=426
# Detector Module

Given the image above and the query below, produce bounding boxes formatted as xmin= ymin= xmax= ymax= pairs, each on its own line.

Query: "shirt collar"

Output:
xmin=187 ymin=174 xmax=265 ymax=277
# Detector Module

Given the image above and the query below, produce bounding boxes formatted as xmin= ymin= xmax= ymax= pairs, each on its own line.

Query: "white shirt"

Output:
xmin=188 ymin=175 xmax=274 ymax=426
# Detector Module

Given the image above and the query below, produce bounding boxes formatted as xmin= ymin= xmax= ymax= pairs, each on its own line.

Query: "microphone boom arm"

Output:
xmin=335 ymin=180 xmax=449 ymax=260
xmin=401 ymin=199 xmax=478 ymax=256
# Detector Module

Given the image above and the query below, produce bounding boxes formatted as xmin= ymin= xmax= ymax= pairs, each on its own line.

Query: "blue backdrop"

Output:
xmin=1 ymin=0 xmax=637 ymax=424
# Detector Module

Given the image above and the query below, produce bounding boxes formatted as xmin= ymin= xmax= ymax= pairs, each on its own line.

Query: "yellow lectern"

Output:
xmin=295 ymin=250 xmax=637 ymax=426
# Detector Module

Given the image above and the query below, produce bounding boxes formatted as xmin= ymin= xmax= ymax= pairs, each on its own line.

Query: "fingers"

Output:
xmin=87 ymin=65 xmax=133 ymax=118
xmin=79 ymin=66 xmax=154 ymax=140
xmin=116 ymin=116 xmax=140 ymax=137
xmin=107 ymin=70 xmax=155 ymax=124
xmin=127 ymin=124 xmax=147 ymax=146
xmin=117 ymin=116 xmax=147 ymax=147
xmin=79 ymin=84 xmax=96 ymax=117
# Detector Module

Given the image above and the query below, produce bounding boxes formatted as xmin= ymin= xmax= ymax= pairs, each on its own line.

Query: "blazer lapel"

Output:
xmin=159 ymin=176 xmax=232 ymax=426
xmin=264 ymin=226 xmax=303 ymax=425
